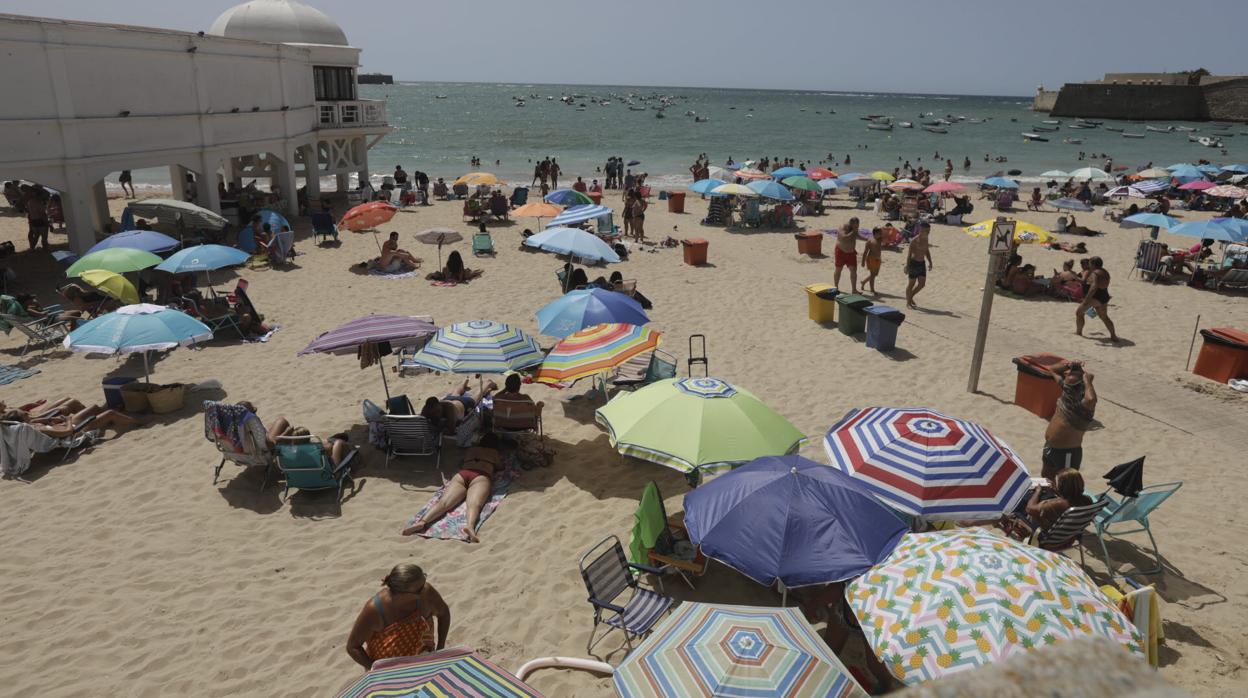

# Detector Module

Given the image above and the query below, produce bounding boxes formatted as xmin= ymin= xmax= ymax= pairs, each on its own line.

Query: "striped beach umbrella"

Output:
xmin=339 ymin=201 xmax=398 ymax=232
xmin=334 ymin=647 xmax=544 ymax=698
xmin=546 ymin=203 xmax=612 ymax=228
xmin=298 ymin=314 xmax=438 ymax=398
xmin=410 ymin=320 xmax=543 ymax=374
xmin=848 ymin=529 xmax=1143 ymax=686
xmin=823 ymin=407 xmax=1031 ymax=521
xmin=535 ymin=324 xmax=660 ymax=384
xmin=1206 ymin=185 xmax=1248 ymax=199
xmin=614 ymin=603 xmax=866 ymax=698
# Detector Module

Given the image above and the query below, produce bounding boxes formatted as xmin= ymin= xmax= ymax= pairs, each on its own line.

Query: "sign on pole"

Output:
xmin=990 ymin=219 xmax=1015 ymax=255
xmin=967 ymin=217 xmax=1009 ymax=393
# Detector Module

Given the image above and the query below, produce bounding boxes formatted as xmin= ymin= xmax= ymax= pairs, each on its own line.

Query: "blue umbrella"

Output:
xmin=87 ymin=230 xmax=180 ymax=255
xmin=688 ymin=178 xmax=727 ymax=195
xmin=155 ymin=244 xmax=250 ymax=273
xmin=818 ymin=178 xmax=842 ymax=191
xmin=543 ymin=188 xmax=592 ymax=206
xmin=1123 ymin=213 xmax=1180 ymax=229
xmin=546 ymin=204 xmax=612 ymax=228
xmin=536 ymin=288 xmax=649 ymax=338
xmin=1165 ymin=163 xmax=1194 ymax=171
xmin=1197 ymin=164 xmax=1222 ymax=175
xmin=983 ymin=177 xmax=1020 ymax=189
xmin=1221 ymin=164 xmax=1248 ymax=174
xmin=1051 ymin=198 xmax=1093 ymax=212
xmin=63 ymin=303 xmax=213 ymax=379
xmin=120 ymin=207 xmax=135 ymax=231
xmin=1211 ymin=218 xmax=1248 ymax=239
xmin=1168 ymin=164 xmax=1205 ymax=181
xmin=523 ymin=226 xmax=620 ymax=263
xmin=683 ymin=455 xmax=908 ymax=590
xmin=838 ymin=172 xmax=869 ymax=182
xmin=770 ymin=166 xmax=805 ymax=179
xmin=747 ymin=180 xmax=795 ymax=201
xmin=1169 ymin=219 xmax=1248 ymax=243
xmin=238 ymin=209 xmax=291 ymax=253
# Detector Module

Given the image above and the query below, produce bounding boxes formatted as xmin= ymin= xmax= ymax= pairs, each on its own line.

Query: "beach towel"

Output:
xmin=0 ymin=364 xmax=39 ymax=385
xmin=203 ymin=401 xmax=253 ymax=452
xmin=405 ymin=458 xmax=521 ymax=541
xmin=369 ymin=268 xmax=421 ymax=280
xmin=241 ymin=323 xmax=282 ymax=343
xmin=1101 ymin=583 xmax=1163 ymax=667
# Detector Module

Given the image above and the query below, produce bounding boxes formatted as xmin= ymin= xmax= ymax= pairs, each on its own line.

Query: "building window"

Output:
xmin=314 ymin=66 xmax=356 ymax=101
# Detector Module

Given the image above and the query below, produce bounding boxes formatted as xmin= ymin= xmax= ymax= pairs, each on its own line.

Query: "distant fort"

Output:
xmin=358 ymin=72 xmax=393 ymax=85
xmin=1033 ymin=71 xmax=1248 ymax=122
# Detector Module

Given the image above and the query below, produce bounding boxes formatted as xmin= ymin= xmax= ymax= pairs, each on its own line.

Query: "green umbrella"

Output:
xmin=595 ymin=377 xmax=807 ymax=479
xmin=781 ymin=175 xmax=822 ymax=192
xmin=66 ymin=248 xmax=162 ymax=278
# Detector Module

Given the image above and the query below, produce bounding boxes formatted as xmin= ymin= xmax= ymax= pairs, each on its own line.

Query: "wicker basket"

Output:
xmin=120 ymin=382 xmax=152 ymax=412
xmin=148 ymin=384 xmax=186 ymax=414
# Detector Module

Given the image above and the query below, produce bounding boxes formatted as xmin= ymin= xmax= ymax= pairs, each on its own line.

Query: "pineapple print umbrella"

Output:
xmin=847 ymin=528 xmax=1142 ymax=685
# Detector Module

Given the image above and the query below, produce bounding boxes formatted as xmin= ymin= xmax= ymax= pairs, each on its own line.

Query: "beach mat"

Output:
xmin=0 ymin=364 xmax=39 ymax=385
xmin=369 ymin=268 xmax=421 ymax=280
xmin=406 ymin=458 xmax=521 ymax=541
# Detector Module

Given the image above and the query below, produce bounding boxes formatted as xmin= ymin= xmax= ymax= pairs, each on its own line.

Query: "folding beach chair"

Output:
xmin=274 ymin=435 xmax=358 ymax=504
xmin=630 ymin=481 xmax=707 ymax=589
xmin=472 ymin=232 xmax=495 ymax=256
xmin=0 ymin=420 xmax=98 ymax=478
xmin=491 ymin=397 xmax=543 ymax=440
xmin=579 ymin=534 xmax=673 ymax=652
xmin=0 ymin=313 xmax=71 ymax=356
xmin=1131 ymin=240 xmax=1165 ymax=281
xmin=1036 ymin=497 xmax=1110 ymax=552
xmin=510 ymin=187 xmax=529 ymax=207
xmin=181 ymin=297 xmax=242 ymax=338
xmin=204 ymin=401 xmax=274 ymax=490
xmin=261 ymin=230 xmax=294 ymax=266
xmin=1217 ymin=268 xmax=1248 ymax=291
xmin=311 ymin=212 xmax=338 ymax=244
xmin=382 ymin=414 xmax=442 ymax=476
xmin=1084 ymin=482 xmax=1182 ymax=577
xmin=610 ymin=348 xmax=677 ymax=391
xmin=742 ymin=199 xmax=762 ymax=228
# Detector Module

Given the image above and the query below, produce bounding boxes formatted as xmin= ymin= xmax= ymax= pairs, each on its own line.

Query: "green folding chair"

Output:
xmin=1083 ymin=481 xmax=1182 ymax=577
xmin=472 ymin=232 xmax=495 ymax=256
xmin=275 ymin=436 xmax=358 ymax=505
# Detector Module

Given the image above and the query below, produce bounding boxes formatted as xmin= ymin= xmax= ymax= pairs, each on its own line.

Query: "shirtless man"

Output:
xmin=1075 ymin=256 xmax=1118 ymax=342
xmin=380 ymin=232 xmax=421 ymax=270
xmin=861 ymin=228 xmax=883 ymax=296
xmin=905 ymin=222 xmax=933 ymax=309
xmin=833 ymin=217 xmax=860 ymax=293
xmin=1041 ymin=361 xmax=1097 ymax=480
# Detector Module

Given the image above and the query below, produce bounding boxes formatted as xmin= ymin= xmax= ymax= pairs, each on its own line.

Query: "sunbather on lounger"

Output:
xmin=2 ymin=399 xmax=144 ymax=437
xmin=419 ymin=378 xmax=498 ymax=435
xmin=402 ymin=434 xmax=502 ymax=543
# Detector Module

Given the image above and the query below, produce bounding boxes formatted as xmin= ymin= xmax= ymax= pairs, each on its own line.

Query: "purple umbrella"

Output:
xmin=299 ymin=314 xmax=438 ymax=397
xmin=683 ymin=455 xmax=908 ymax=600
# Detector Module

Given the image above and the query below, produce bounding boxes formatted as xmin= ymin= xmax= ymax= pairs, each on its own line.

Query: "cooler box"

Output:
xmin=667 ymin=192 xmax=686 ymax=213
xmin=1012 ymin=353 xmax=1066 ymax=419
xmin=864 ymin=305 xmax=906 ymax=351
xmin=1193 ymin=328 xmax=1248 ymax=384
xmin=835 ymin=294 xmax=873 ymax=335
xmin=796 ymin=231 xmax=822 ymax=256
xmin=103 ymin=376 xmax=137 ymax=409
xmin=804 ymin=284 xmax=839 ymax=324
xmin=682 ymin=238 xmax=709 ymax=265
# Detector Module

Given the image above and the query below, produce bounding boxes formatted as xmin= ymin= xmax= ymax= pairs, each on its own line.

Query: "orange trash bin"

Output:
xmin=1193 ymin=328 xmax=1248 ymax=384
xmin=796 ymin=231 xmax=822 ymax=256
xmin=667 ymin=192 xmax=686 ymax=213
xmin=1012 ymin=353 xmax=1066 ymax=419
xmin=682 ymin=238 xmax=709 ymax=265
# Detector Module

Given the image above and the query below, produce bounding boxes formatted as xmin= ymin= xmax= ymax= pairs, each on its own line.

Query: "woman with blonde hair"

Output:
xmin=345 ymin=564 xmax=450 ymax=669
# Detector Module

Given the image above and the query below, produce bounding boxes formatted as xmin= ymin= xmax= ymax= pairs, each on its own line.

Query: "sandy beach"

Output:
xmin=2 ymin=186 xmax=1247 ymax=697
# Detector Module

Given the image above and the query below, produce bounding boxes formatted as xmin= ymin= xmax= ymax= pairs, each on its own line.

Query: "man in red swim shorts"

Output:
xmin=834 ymin=216 xmax=860 ymax=294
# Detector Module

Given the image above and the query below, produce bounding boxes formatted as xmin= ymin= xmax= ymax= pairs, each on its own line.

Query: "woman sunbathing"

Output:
xmin=402 ymin=434 xmax=503 ymax=543
xmin=427 ymin=250 xmax=482 ymax=283
xmin=1 ymin=397 xmax=144 ymax=437
xmin=345 ymin=563 xmax=450 ymax=669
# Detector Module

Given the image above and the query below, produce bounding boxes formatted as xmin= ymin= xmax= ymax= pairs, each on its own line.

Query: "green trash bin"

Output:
xmin=835 ymin=294 xmax=873 ymax=336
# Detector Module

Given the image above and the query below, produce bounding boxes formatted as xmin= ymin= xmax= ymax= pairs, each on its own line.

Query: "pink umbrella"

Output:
xmin=1206 ymin=185 xmax=1248 ymax=199
xmin=923 ymin=181 xmax=965 ymax=194
xmin=1178 ymin=180 xmax=1215 ymax=191
xmin=339 ymin=201 xmax=398 ymax=232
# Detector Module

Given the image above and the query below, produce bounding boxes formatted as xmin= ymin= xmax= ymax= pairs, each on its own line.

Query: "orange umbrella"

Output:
xmin=339 ymin=201 xmax=398 ymax=232
xmin=512 ymin=202 xmax=562 ymax=218
xmin=887 ymin=179 xmax=924 ymax=191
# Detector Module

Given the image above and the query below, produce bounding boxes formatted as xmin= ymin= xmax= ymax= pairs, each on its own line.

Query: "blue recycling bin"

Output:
xmin=864 ymin=305 xmax=906 ymax=351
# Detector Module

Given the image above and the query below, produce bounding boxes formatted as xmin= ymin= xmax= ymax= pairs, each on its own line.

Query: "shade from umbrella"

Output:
xmin=1169 ymin=219 xmax=1248 ymax=243
xmin=613 ymin=603 xmax=866 ymax=698
xmin=1177 ymin=180 xmax=1214 ymax=191
xmin=127 ymin=198 xmax=228 ymax=230
xmin=63 ymin=304 xmax=212 ymax=378
xmin=1122 ymin=213 xmax=1180 ymax=229
xmin=806 ymin=167 xmax=839 ymax=180
xmin=1206 ymin=185 xmax=1248 ymax=199
xmin=981 ymin=177 xmax=1019 ymax=189
xmin=1137 ymin=167 xmax=1171 ymax=178
xmin=887 ymin=179 xmax=924 ymax=192
xmin=683 ymin=455 xmax=908 ymax=589
xmin=595 ymin=377 xmax=807 ymax=477
xmin=781 ymin=175 xmax=822 ymax=192
xmin=924 ymin=181 xmax=964 ymax=194
xmin=87 ymin=230 xmax=180 ymax=255
xmin=544 ymin=188 xmax=593 ymax=206
xmin=733 ymin=167 xmax=771 ymax=181
xmin=512 ymin=202 xmax=562 ymax=219
xmin=452 ymin=172 xmax=501 ymax=187
xmin=848 ymin=529 xmax=1142 ymax=686
xmin=79 ymin=269 xmax=139 ymax=305
xmin=547 ymin=204 xmax=612 ymax=228
xmin=1068 ymin=167 xmax=1112 ymax=180
xmin=747 ymin=180 xmax=795 ymax=201
xmin=1051 ymin=198 xmax=1094 ymax=212
xmin=339 ymin=202 xmax=398 ymax=232
xmin=1038 ymin=170 xmax=1070 ymax=178
xmin=770 ymin=166 xmax=805 ymax=179
xmin=534 ymin=323 xmax=660 ymax=384
xmin=1104 ymin=456 xmax=1145 ymax=498
xmin=870 ymin=171 xmax=896 ymax=182
xmin=710 ymin=183 xmax=758 ymax=197
xmin=298 ymin=314 xmax=438 ymax=356
xmin=410 ymin=320 xmax=544 ymax=374
xmin=524 ymin=227 xmax=620 ymax=263
xmin=535 ymin=288 xmax=648 ymax=338
xmin=962 ymin=219 xmax=1054 ymax=245
xmin=688 ymin=178 xmax=727 ymax=195
xmin=334 ymin=647 xmax=544 ymax=698
xmin=65 ymin=248 xmax=162 ymax=277
xmin=823 ymin=407 xmax=1031 ymax=520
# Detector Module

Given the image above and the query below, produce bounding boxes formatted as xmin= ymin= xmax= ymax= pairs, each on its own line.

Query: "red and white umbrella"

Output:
xmin=339 ymin=201 xmax=398 ymax=232
xmin=923 ymin=181 xmax=965 ymax=194
xmin=1206 ymin=185 xmax=1248 ymax=199
xmin=887 ymin=179 xmax=924 ymax=191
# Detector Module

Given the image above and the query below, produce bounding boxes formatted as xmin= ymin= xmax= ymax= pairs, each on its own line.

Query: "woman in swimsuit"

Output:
xmin=1075 ymin=256 xmax=1118 ymax=342
xmin=402 ymin=434 xmax=502 ymax=543
xmin=346 ymin=563 xmax=450 ymax=669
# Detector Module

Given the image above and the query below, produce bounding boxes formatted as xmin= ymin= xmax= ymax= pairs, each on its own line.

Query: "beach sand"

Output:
xmin=1 ymin=187 xmax=1246 ymax=697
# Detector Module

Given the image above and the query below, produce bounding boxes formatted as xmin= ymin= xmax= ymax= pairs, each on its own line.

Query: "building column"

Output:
xmin=336 ymin=173 xmax=350 ymax=192
xmin=302 ymin=144 xmax=321 ymax=200
xmin=276 ymin=147 xmax=298 ymax=217
xmin=169 ymin=165 xmax=190 ymax=202
xmin=356 ymin=137 xmax=370 ymax=191
xmin=197 ymin=153 xmax=221 ymax=213
xmin=223 ymin=157 xmax=240 ymax=189
xmin=61 ymin=166 xmax=106 ymax=253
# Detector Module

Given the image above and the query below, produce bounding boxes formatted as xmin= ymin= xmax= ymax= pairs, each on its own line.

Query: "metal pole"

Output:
xmin=378 ymin=360 xmax=391 ymax=400
xmin=967 ymin=220 xmax=1005 ymax=393
xmin=1185 ymin=314 xmax=1201 ymax=371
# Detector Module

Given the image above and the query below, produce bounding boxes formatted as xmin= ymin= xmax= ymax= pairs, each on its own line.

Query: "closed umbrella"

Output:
xmin=87 ymin=230 xmax=180 ymax=255
xmin=334 ymin=647 xmax=544 ymax=698
xmin=534 ymin=323 xmax=660 ymax=384
xmin=79 ymin=270 xmax=139 ymax=305
xmin=1051 ymin=198 xmax=1094 ymax=212
xmin=298 ymin=314 xmax=438 ymax=398
xmin=746 ymin=180 xmax=794 ymax=201
xmin=547 ymin=204 xmax=612 ymax=228
xmin=409 ymin=320 xmax=544 ymax=374
xmin=339 ymin=201 xmax=398 ymax=232
xmin=415 ymin=228 xmax=464 ymax=269
xmin=1103 ymin=456 xmax=1145 ymax=498
xmin=536 ymin=288 xmax=648 ymax=338
xmin=65 ymin=248 xmax=162 ymax=277
xmin=781 ymin=175 xmax=822 ymax=192
xmin=524 ymin=227 xmax=620 ymax=263
xmin=127 ymin=198 xmax=228 ymax=230
xmin=63 ymin=304 xmax=212 ymax=379
xmin=544 ymin=188 xmax=593 ymax=206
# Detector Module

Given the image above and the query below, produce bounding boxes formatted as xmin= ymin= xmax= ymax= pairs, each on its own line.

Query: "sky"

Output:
xmin=5 ymin=0 xmax=1245 ymax=96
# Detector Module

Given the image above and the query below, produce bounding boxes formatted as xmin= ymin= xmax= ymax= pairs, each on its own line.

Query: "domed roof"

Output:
xmin=208 ymin=0 xmax=349 ymax=46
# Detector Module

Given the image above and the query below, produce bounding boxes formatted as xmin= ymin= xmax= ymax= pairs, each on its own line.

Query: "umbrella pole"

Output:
xmin=372 ymin=230 xmax=384 ymax=255
xmin=378 ymin=360 xmax=391 ymax=400
xmin=437 ymin=243 xmax=443 ymax=270
xmin=143 ymin=351 xmax=150 ymax=382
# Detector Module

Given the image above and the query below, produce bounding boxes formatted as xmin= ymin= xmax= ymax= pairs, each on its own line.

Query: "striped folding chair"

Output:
xmin=1132 ymin=240 xmax=1165 ymax=281
xmin=382 ymin=414 xmax=442 ymax=477
xmin=1036 ymin=497 xmax=1110 ymax=552
xmin=579 ymin=535 xmax=673 ymax=652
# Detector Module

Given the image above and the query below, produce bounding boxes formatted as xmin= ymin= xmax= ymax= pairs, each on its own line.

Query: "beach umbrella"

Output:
xmin=79 ymin=269 xmax=140 ymax=305
xmin=887 ymin=179 xmax=924 ymax=192
xmin=1206 ymin=185 xmax=1248 ymax=199
xmin=333 ymin=647 xmax=544 ymax=698
xmin=1221 ymin=164 xmax=1248 ymax=174
xmin=1106 ymin=185 xmax=1147 ymax=199
xmin=847 ymin=528 xmax=1142 ymax=686
xmin=688 ymin=178 xmax=727 ymax=195
xmin=870 ymin=171 xmax=896 ymax=182
xmin=535 ymin=288 xmax=648 ymax=338
xmin=683 ymin=455 xmax=908 ymax=590
xmin=1068 ymin=167 xmax=1112 ymax=180
xmin=1122 ymin=213 xmax=1179 ymax=229
xmin=524 ymin=227 xmax=620 ymax=263
xmin=1103 ymin=456 xmax=1145 ymax=498
xmin=1133 ymin=178 xmax=1170 ymax=194
xmin=452 ymin=171 xmax=501 ymax=188
xmin=613 ymin=603 xmax=866 ymax=698
xmin=339 ymin=201 xmax=398 ymax=232
xmin=627 ymin=159 xmax=641 ymax=167
xmin=710 ymin=183 xmax=758 ymax=197
xmin=65 ymin=248 xmax=162 ymax=277
xmin=746 ymin=180 xmax=795 ymax=201
xmin=818 ymin=178 xmax=843 ymax=191
xmin=543 ymin=188 xmax=593 ymax=206
xmin=512 ymin=201 xmax=562 ymax=226
xmin=86 ymin=230 xmax=180 ymax=255
xmin=1212 ymin=217 xmax=1248 ymax=238
xmin=595 ymin=377 xmax=807 ymax=479
xmin=534 ymin=323 xmax=660 ymax=384
xmin=1050 ymin=198 xmax=1094 ymax=212
xmin=127 ymin=198 xmax=228 ymax=230
xmin=781 ymin=175 xmax=822 ymax=192
xmin=733 ymin=167 xmax=771 ymax=181
xmin=839 ymin=172 xmax=870 ymax=182
xmin=63 ymin=304 xmax=212 ymax=380
xmin=981 ymin=177 xmax=1019 ymax=189
xmin=415 ymin=228 xmax=464 ymax=268
xmin=1197 ymin=164 xmax=1222 ymax=175
xmin=1169 ymin=219 xmax=1248 ymax=243
xmin=770 ymin=166 xmax=805 ymax=179
xmin=1039 ymin=170 xmax=1070 ymax=178
xmin=823 ymin=407 xmax=1031 ymax=521
xmin=1167 ymin=164 xmax=1205 ymax=181
xmin=547 ymin=204 xmax=612 ymax=228
xmin=409 ymin=320 xmax=544 ymax=374
xmin=1177 ymin=180 xmax=1214 ymax=191
xmin=923 ymin=181 xmax=964 ymax=194
xmin=155 ymin=244 xmax=250 ymax=274
xmin=962 ymin=219 xmax=1054 ymax=245
xmin=298 ymin=314 xmax=438 ymax=398
xmin=806 ymin=167 xmax=839 ymax=180
xmin=1137 ymin=167 xmax=1171 ymax=178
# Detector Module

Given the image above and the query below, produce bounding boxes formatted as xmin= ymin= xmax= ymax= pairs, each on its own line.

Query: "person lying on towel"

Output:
xmin=402 ymin=434 xmax=502 ymax=543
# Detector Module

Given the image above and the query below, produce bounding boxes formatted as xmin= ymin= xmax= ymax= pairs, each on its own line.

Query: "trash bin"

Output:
xmin=835 ymin=294 xmax=873 ymax=335
xmin=587 ymin=191 xmax=603 ymax=206
xmin=795 ymin=231 xmax=822 ymax=256
xmin=102 ymin=376 xmax=137 ymax=409
xmin=668 ymin=192 xmax=686 ymax=213
xmin=1193 ymin=327 xmax=1248 ymax=384
xmin=682 ymin=238 xmax=708 ymax=265
xmin=804 ymin=284 xmax=839 ymax=324
xmin=1012 ymin=353 xmax=1066 ymax=419
xmin=864 ymin=305 xmax=906 ymax=351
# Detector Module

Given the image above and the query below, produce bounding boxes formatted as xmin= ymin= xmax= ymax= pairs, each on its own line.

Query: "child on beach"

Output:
xmin=861 ymin=228 xmax=883 ymax=296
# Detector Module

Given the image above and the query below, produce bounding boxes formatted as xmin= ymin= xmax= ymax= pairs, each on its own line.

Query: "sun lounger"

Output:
xmin=579 ymin=534 xmax=673 ymax=652
xmin=1131 ymin=240 xmax=1165 ymax=282
xmin=472 ymin=232 xmax=495 ymax=256
xmin=383 ymin=414 xmax=442 ymax=476
xmin=610 ymin=348 xmax=677 ymax=391
xmin=510 ymin=187 xmax=529 ymax=207
xmin=311 ymin=212 xmax=338 ymax=244
xmin=0 ymin=313 xmax=71 ymax=356
xmin=1 ymin=420 xmax=97 ymax=477
xmin=274 ymin=435 xmax=358 ymax=505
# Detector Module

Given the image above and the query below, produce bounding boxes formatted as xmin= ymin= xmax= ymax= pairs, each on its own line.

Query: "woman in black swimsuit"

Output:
xmin=1075 ymin=256 xmax=1118 ymax=342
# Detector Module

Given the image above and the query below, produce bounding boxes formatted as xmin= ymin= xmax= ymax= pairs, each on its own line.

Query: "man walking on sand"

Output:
xmin=861 ymin=227 xmax=883 ymax=296
xmin=834 ymin=217 xmax=860 ymax=294
xmin=1041 ymin=360 xmax=1096 ymax=480
xmin=905 ymin=222 xmax=933 ymax=309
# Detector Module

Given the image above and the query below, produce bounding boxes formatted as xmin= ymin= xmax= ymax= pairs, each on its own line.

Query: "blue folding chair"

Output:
xmin=275 ymin=436 xmax=358 ymax=504
xmin=311 ymin=212 xmax=339 ymax=244
xmin=1083 ymin=482 xmax=1182 ymax=577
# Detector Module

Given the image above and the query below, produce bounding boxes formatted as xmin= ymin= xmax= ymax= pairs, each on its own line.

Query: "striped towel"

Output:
xmin=0 ymin=364 xmax=39 ymax=386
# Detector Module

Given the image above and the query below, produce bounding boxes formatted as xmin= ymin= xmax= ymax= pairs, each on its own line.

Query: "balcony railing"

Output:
xmin=316 ymin=99 xmax=387 ymax=128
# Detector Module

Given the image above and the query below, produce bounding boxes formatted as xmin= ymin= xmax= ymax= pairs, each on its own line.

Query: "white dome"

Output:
xmin=208 ymin=0 xmax=349 ymax=46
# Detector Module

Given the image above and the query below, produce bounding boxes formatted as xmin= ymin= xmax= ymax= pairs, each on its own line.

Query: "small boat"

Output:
xmin=1122 ymin=133 xmax=1146 ymax=139
xmin=862 ymin=114 xmax=886 ymax=120
xmin=629 ymin=106 xmax=646 ymax=111
xmin=1063 ymin=138 xmax=1084 ymax=145
xmin=1211 ymin=122 xmax=1233 ymax=128
xmin=1042 ymin=119 xmax=1061 ymax=124
xmin=655 ymin=111 xmax=665 ymax=119
xmin=1007 ymin=169 xmax=1022 ymax=176
xmin=1196 ymin=136 xmax=1223 ymax=148
xmin=1104 ymin=126 xmax=1124 ymax=132
xmin=435 ymin=95 xmax=448 ymax=99
xmin=920 ymin=121 xmax=941 ymax=126
xmin=576 ymin=107 xmax=586 ymax=112
xmin=966 ymin=118 xmax=984 ymax=124
xmin=1033 ymin=126 xmax=1059 ymax=132
xmin=1021 ymin=133 xmax=1048 ymax=141
xmin=695 ymin=116 xmax=709 ymax=123
xmin=515 ymin=101 xmax=525 ymax=107
xmin=867 ymin=123 xmax=893 ymax=131
xmin=1211 ymin=131 xmax=1235 ymax=137
xmin=936 ymin=119 xmax=953 ymax=126
xmin=1067 ymin=123 xmax=1092 ymax=129
xmin=1174 ymin=125 xmax=1197 ymax=132
xmin=1145 ymin=125 xmax=1174 ymax=133
xmin=898 ymin=121 xmax=913 ymax=128
xmin=1077 ymin=119 xmax=1103 ymax=125
xmin=923 ymin=126 xmax=947 ymax=134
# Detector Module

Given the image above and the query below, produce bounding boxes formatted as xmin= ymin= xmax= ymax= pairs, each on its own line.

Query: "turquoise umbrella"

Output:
xmin=782 ymin=175 xmax=822 ymax=192
xmin=155 ymin=245 xmax=250 ymax=273
xmin=747 ymin=180 xmax=795 ymax=201
xmin=688 ymin=178 xmax=726 ymax=194
xmin=523 ymin=227 xmax=621 ymax=263
xmin=63 ymin=303 xmax=212 ymax=379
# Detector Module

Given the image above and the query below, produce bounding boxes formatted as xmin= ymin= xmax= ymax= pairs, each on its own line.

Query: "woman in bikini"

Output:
xmin=402 ymin=434 xmax=502 ymax=543
xmin=345 ymin=564 xmax=450 ymax=669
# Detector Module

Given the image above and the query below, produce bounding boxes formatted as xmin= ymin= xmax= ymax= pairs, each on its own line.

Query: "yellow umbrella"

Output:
xmin=870 ymin=171 xmax=896 ymax=182
xmin=453 ymin=172 xmax=501 ymax=187
xmin=962 ymin=218 xmax=1056 ymax=244
xmin=79 ymin=269 xmax=140 ymax=305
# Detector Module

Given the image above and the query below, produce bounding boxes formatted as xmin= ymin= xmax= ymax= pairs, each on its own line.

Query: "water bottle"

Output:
xmin=1086 ymin=307 xmax=1097 ymax=318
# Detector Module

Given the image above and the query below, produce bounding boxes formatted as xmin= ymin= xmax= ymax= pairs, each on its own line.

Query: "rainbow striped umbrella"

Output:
xmin=848 ymin=529 xmax=1142 ymax=686
xmin=409 ymin=320 xmax=544 ymax=374
xmin=535 ymin=324 xmax=660 ymax=384
xmin=334 ymin=647 xmax=544 ymax=698
xmin=823 ymin=408 xmax=1031 ymax=521
xmin=614 ymin=603 xmax=866 ymax=698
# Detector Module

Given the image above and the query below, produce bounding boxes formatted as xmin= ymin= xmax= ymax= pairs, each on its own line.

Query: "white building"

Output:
xmin=0 ymin=0 xmax=390 ymax=252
